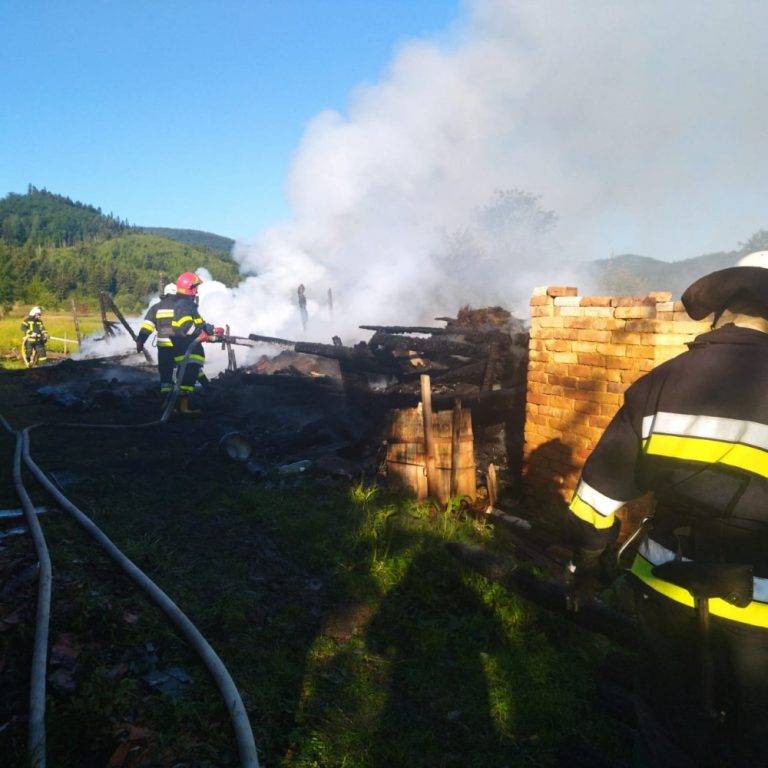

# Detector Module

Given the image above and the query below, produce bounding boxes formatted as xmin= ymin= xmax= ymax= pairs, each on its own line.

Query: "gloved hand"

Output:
xmin=565 ymin=547 xmax=605 ymax=612
xmin=197 ymin=331 xmax=212 ymax=343
xmin=214 ymin=327 xmax=225 ymax=337
xmin=42 ymin=332 xmax=49 ymax=342
xmin=136 ymin=340 xmax=144 ymax=353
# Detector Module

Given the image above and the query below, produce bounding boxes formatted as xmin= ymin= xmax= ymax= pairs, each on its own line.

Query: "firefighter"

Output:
xmin=20 ymin=306 xmax=48 ymax=367
xmin=136 ymin=272 xmax=222 ymax=412
xmin=566 ymin=251 xmax=768 ymax=766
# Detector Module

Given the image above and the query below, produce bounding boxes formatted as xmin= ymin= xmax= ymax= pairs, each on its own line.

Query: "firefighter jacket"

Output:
xmin=136 ymin=295 xmax=214 ymax=352
xmin=569 ymin=324 xmax=768 ymax=627
xmin=21 ymin=317 xmax=48 ymax=342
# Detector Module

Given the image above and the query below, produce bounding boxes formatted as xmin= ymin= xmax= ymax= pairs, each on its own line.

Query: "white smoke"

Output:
xmin=133 ymin=1 xmax=768 ymax=355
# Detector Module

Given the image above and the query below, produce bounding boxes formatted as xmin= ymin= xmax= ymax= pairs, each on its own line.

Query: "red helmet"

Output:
xmin=176 ymin=272 xmax=203 ymax=296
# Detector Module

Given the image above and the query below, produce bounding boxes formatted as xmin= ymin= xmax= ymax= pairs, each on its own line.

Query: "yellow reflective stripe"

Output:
xmin=644 ymin=434 xmax=768 ymax=479
xmin=156 ymin=309 xmax=175 ymax=318
xmin=157 ymin=339 xmax=174 ymax=347
xmin=193 ymin=317 xmax=203 ymax=325
xmin=180 ymin=385 xmax=195 ymax=393
xmin=140 ymin=321 xmax=155 ymax=332
xmin=632 ymin=553 xmax=768 ymax=628
xmin=172 ymin=315 xmax=194 ymax=327
xmin=173 ymin=354 xmax=205 ymax=363
xmin=569 ymin=495 xmax=616 ymax=530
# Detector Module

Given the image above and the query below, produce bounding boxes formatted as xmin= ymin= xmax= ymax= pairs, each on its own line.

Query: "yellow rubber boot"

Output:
xmin=177 ymin=395 xmax=201 ymax=415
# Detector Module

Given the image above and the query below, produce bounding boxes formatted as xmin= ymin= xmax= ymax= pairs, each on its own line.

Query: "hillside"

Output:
xmin=590 ymin=230 xmax=768 ymax=297
xmin=0 ymin=188 xmax=239 ymax=312
xmin=140 ymin=227 xmax=234 ymax=255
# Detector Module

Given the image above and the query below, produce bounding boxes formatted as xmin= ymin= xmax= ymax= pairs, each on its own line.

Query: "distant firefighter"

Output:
xmin=136 ymin=272 xmax=223 ymax=412
xmin=20 ymin=306 xmax=48 ymax=367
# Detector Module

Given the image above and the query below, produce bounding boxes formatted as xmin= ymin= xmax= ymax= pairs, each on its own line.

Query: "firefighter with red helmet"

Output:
xmin=136 ymin=272 xmax=223 ymax=412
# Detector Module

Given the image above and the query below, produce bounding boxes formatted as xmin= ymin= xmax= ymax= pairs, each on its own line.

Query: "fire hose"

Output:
xmin=0 ymin=339 xmax=260 ymax=768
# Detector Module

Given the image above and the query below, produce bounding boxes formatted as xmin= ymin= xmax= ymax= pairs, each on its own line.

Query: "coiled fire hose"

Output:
xmin=0 ymin=340 xmax=260 ymax=768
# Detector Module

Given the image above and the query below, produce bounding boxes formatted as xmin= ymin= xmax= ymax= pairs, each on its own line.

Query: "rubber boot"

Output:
xmin=177 ymin=395 xmax=201 ymax=415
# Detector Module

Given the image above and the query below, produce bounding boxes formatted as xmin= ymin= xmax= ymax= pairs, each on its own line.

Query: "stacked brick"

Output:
xmin=523 ymin=286 xmax=711 ymax=532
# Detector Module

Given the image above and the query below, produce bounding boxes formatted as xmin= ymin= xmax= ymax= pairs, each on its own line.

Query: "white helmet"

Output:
xmin=163 ymin=283 xmax=177 ymax=296
xmin=29 ymin=306 xmax=42 ymax=317
xmin=737 ymin=251 xmax=768 ymax=269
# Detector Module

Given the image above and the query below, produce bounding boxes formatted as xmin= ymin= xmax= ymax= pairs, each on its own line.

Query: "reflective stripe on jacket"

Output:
xmin=568 ymin=324 xmax=768 ymax=627
xmin=136 ymin=295 xmax=213 ymax=349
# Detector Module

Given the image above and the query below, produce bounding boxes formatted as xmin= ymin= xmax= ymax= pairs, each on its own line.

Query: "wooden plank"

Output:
xmin=420 ymin=374 xmax=443 ymax=502
xmin=450 ymin=399 xmax=462 ymax=497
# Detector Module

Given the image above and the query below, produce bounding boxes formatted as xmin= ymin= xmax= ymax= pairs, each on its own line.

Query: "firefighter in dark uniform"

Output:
xmin=567 ymin=251 xmax=768 ymax=766
xmin=21 ymin=306 xmax=48 ymax=367
xmin=135 ymin=272 xmax=222 ymax=412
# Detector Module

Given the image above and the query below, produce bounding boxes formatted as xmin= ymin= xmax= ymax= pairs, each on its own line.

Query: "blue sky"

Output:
xmin=0 ymin=0 xmax=461 ymax=239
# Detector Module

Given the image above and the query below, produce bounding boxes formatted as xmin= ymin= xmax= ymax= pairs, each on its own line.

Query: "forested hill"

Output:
xmin=139 ymin=227 xmax=234 ymax=255
xmin=590 ymin=230 xmax=768 ymax=297
xmin=0 ymin=188 xmax=239 ymax=312
xmin=1 ymin=186 xmax=130 ymax=246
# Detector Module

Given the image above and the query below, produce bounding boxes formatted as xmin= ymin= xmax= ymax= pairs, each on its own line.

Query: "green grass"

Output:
xmin=0 ymin=311 xmax=102 ymax=367
xmin=0 ymin=428 xmax=625 ymax=767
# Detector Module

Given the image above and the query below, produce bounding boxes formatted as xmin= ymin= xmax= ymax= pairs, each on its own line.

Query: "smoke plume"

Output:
xmin=211 ymin=1 xmax=768 ymax=345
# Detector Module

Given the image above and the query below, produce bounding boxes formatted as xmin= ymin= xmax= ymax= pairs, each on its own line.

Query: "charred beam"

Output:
xmin=369 ymin=332 xmax=481 ymax=358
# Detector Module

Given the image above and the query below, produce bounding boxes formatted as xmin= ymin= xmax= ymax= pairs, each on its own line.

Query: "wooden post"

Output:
xmin=420 ymin=374 xmax=443 ymax=503
xmin=450 ymin=398 xmax=462 ymax=497
xmin=99 ymin=293 xmax=115 ymax=337
xmin=102 ymin=292 xmax=152 ymax=364
xmin=487 ymin=463 xmax=498 ymax=509
xmin=71 ymin=298 xmax=83 ymax=345
xmin=482 ymin=342 xmax=499 ymax=391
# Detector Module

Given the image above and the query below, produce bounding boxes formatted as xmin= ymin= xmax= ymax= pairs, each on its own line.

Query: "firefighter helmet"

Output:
xmin=29 ymin=306 xmax=42 ymax=317
xmin=164 ymin=282 xmax=177 ymax=296
xmin=176 ymin=272 xmax=203 ymax=296
xmin=683 ymin=251 xmax=768 ymax=320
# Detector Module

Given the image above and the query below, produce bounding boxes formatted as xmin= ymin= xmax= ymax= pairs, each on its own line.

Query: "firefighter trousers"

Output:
xmin=157 ymin=346 xmax=175 ymax=394
xmin=173 ymin=343 xmax=205 ymax=394
xmin=632 ymin=582 xmax=768 ymax=767
xmin=24 ymin=339 xmax=47 ymax=365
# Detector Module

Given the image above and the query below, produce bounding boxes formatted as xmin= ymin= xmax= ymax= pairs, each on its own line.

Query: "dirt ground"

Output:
xmin=0 ymin=360 xmax=629 ymax=767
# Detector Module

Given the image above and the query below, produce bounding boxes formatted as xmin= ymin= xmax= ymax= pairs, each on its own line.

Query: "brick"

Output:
xmin=537 ymin=317 xmax=566 ymax=328
xmin=529 ymin=339 xmax=545 ymax=351
xmin=530 ymin=295 xmax=552 ymax=306
xmin=529 ymin=351 xmax=551 ymax=362
xmin=552 ymin=352 xmax=578 ymax=364
xmin=654 ymin=333 xmax=694 ymax=346
xmin=653 ymin=321 xmax=708 ymax=334
xmin=647 ymin=291 xmax=673 ymax=302
xmin=624 ymin=320 xmax=659 ymax=332
xmin=656 ymin=312 xmax=674 ymax=321
xmin=573 ymin=401 xmax=601 ymax=414
xmin=582 ymin=307 xmax=614 ymax=317
xmin=544 ymin=339 xmax=570 ymax=352
xmin=605 ymin=369 xmax=622 ymax=383
xmin=577 ymin=329 xmax=612 ymax=342
xmin=594 ymin=392 xmax=622 ymax=406
xmin=542 ymin=383 xmax=565 ymax=396
xmin=626 ymin=344 xmax=655 ymax=359
xmin=672 ymin=301 xmax=686 ymax=311
xmin=655 ymin=347 xmax=685 ymax=364
xmin=596 ymin=343 xmax=627 ymax=356
xmin=548 ymin=374 xmax=577 ymax=388
xmin=572 ymin=340 xmax=598 ymax=353
xmin=531 ymin=306 xmax=555 ymax=317
xmin=577 ymin=353 xmax=607 ymax=367
xmin=621 ymin=370 xmax=642 ymax=383
xmin=532 ymin=286 xmax=548 ymax=297
xmin=656 ymin=301 xmax=674 ymax=312
xmin=607 ymin=381 xmax=627 ymax=394
xmin=673 ymin=311 xmax=696 ymax=321
xmin=528 ymin=369 xmax=547 ymax=383
xmin=547 ymin=286 xmax=578 ymax=297
xmin=556 ymin=306 xmax=585 ymax=317
xmin=612 ymin=296 xmax=654 ymax=307
xmin=601 ymin=403 xmax=622 ymax=416
xmin=527 ymin=392 xmax=549 ymax=406
xmin=567 ymin=364 xmax=596 ymax=378
xmin=579 ymin=296 xmax=613 ymax=307
xmin=605 ymin=356 xmax=636 ymax=370
xmin=614 ymin=306 xmax=656 ymax=319
xmin=553 ymin=295 xmax=582 ymax=306
xmin=588 ymin=415 xmax=613 ymax=429
xmin=576 ymin=377 xmax=606 ymax=392
xmin=610 ymin=331 xmax=642 ymax=345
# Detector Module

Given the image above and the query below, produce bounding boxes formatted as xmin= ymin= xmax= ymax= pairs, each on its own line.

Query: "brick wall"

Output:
xmin=523 ymin=286 xmax=711 ymax=532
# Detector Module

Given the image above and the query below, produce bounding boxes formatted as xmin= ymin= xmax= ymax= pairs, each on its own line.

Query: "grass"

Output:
xmin=0 ymin=379 xmax=628 ymax=767
xmin=0 ymin=311 xmax=102 ymax=368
